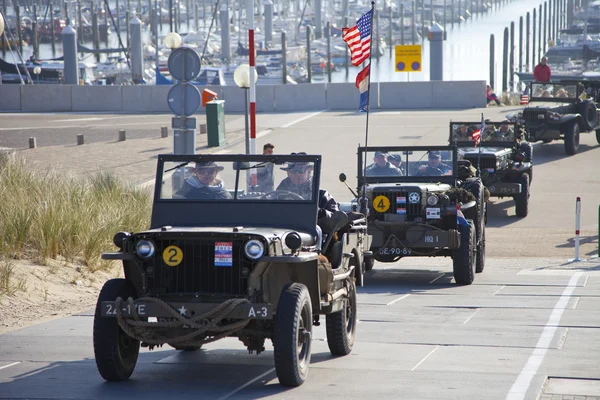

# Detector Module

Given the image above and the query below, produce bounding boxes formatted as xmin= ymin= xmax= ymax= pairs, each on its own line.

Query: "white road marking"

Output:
xmin=0 ymin=361 xmax=21 ymax=371
xmin=583 ymin=276 xmax=589 ymax=287
xmin=463 ymin=309 xmax=480 ymax=324
xmin=494 ymin=285 xmax=505 ymax=295
xmin=505 ymin=272 xmax=583 ymax=400
xmin=429 ymin=273 xmax=445 ymax=284
xmin=281 ymin=109 xmax=328 ymax=128
xmin=256 ymin=128 xmax=273 ymax=138
xmin=386 ymin=294 xmax=410 ymax=306
xmin=216 ymin=368 xmax=275 ymax=400
xmin=214 ymin=149 xmax=231 ymax=154
xmin=51 ymin=117 xmax=105 ymax=122
xmin=572 ymin=297 xmax=580 ymax=310
xmin=411 ymin=346 xmax=438 ymax=371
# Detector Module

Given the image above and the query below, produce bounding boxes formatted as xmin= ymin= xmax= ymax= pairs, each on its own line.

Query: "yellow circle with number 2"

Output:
xmin=372 ymin=195 xmax=390 ymax=213
xmin=163 ymin=245 xmax=183 ymax=267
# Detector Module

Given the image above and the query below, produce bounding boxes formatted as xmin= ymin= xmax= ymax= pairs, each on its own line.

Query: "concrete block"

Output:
xmin=72 ymin=85 xmax=122 ymax=112
xmin=122 ymin=85 xmax=171 ymax=113
xmin=21 ymin=84 xmax=72 ymax=112
xmin=256 ymin=85 xmax=275 ymax=112
xmin=0 ymin=84 xmax=22 ymax=111
xmin=326 ymin=82 xmax=380 ymax=110
xmin=221 ymin=85 xmax=275 ymax=113
xmin=431 ymin=80 xmax=487 ymax=108
xmin=274 ymin=83 xmax=327 ymax=112
xmin=379 ymin=82 xmax=433 ymax=109
xmin=222 ymin=86 xmax=245 ymax=113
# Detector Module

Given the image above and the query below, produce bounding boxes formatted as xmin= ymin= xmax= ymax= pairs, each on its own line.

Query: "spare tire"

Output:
xmin=580 ymin=100 xmax=598 ymax=131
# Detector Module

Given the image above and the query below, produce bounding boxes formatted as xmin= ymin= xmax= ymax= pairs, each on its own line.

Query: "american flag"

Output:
xmin=342 ymin=9 xmax=373 ymax=66
xmin=471 ymin=114 xmax=484 ymax=147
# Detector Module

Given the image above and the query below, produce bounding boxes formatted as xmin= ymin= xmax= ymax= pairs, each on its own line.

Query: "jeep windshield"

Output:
xmin=530 ymin=83 xmax=578 ymax=101
xmin=151 ymin=154 xmax=322 ymax=232
xmin=358 ymin=146 xmax=458 ymax=185
xmin=450 ymin=121 xmax=517 ymax=146
xmin=159 ymin=155 xmax=318 ymax=202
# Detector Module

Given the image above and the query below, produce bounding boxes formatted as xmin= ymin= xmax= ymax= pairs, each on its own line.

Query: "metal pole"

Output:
xmin=543 ymin=1 xmax=547 ymax=54
xmin=574 ymin=196 xmax=581 ymax=261
xmin=169 ymin=0 xmax=173 ymax=31
xmin=16 ymin=5 xmax=22 ymax=54
xmin=282 ymin=30 xmax=287 ymax=84
xmin=375 ymin=7 xmax=380 ymax=60
xmin=490 ymin=34 xmax=495 ymax=89
xmin=412 ymin=1 xmax=416 ymax=45
xmin=344 ymin=16 xmax=349 ymax=78
xmin=92 ymin=1 xmax=100 ymax=62
xmin=519 ymin=16 xmax=523 ymax=72
xmin=526 ymin=12 xmax=530 ymax=71
xmin=503 ymin=26 xmax=508 ymax=92
xmin=400 ymin=3 xmax=404 ymax=45
xmin=533 ymin=8 xmax=536 ymax=71
xmin=538 ymin=5 xmax=542 ymax=61
xmin=326 ymin=21 xmax=331 ymax=82
xmin=388 ymin=5 xmax=393 ymax=58
xmin=443 ymin=0 xmax=446 ymax=30
xmin=510 ymin=21 xmax=514 ymax=91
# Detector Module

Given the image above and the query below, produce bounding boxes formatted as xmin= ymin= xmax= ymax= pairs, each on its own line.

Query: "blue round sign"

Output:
xmin=168 ymin=47 xmax=201 ymax=82
xmin=396 ymin=62 xmax=405 ymax=71
xmin=411 ymin=61 xmax=421 ymax=71
xmin=167 ymin=83 xmax=201 ymax=116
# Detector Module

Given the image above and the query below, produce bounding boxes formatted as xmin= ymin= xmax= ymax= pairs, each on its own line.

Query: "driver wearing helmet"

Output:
xmin=416 ymin=151 xmax=452 ymax=176
xmin=276 ymin=154 xmax=339 ymax=220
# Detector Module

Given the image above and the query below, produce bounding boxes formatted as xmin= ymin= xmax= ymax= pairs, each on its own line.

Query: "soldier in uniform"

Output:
xmin=416 ymin=151 xmax=452 ymax=176
xmin=453 ymin=124 xmax=473 ymax=141
xmin=175 ymin=161 xmax=233 ymax=200
xmin=486 ymin=121 xmax=514 ymax=141
xmin=365 ymin=151 xmax=401 ymax=176
xmin=387 ymin=153 xmax=405 ymax=174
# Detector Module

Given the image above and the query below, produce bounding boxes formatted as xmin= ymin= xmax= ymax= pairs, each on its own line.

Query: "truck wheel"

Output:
xmin=596 ymin=129 xmax=600 ymax=145
xmin=514 ymin=173 xmax=530 ymax=217
xmin=364 ymin=257 xmax=374 ymax=271
xmin=452 ymin=220 xmax=476 ymax=285
xmin=93 ymin=279 xmax=140 ymax=382
xmin=274 ymin=283 xmax=312 ymax=387
xmin=463 ymin=178 xmax=485 ymax=273
xmin=564 ymin=122 xmax=580 ymax=155
xmin=581 ymin=100 xmax=598 ymax=131
xmin=325 ymin=280 xmax=357 ymax=356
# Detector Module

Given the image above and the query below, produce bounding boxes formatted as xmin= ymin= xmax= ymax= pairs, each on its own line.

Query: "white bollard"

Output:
xmin=575 ymin=197 xmax=581 ymax=261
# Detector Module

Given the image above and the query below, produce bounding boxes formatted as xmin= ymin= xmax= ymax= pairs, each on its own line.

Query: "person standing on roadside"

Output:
xmin=534 ymin=57 xmax=551 ymax=82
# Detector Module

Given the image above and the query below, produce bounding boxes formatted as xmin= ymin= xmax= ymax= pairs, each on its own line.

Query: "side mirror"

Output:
xmin=339 ymin=173 xmax=347 ymax=182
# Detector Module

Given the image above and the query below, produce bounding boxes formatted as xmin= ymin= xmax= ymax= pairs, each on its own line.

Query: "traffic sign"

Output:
xmin=395 ymin=45 xmax=422 ymax=72
xmin=168 ymin=47 xmax=201 ymax=82
xmin=167 ymin=83 xmax=201 ymax=116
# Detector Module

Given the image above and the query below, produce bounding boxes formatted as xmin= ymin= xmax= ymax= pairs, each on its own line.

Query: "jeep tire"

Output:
xmin=453 ymin=220 xmax=476 ymax=285
xmin=463 ymin=178 xmax=486 ymax=273
xmin=364 ymin=256 xmax=375 ymax=271
xmin=565 ymin=121 xmax=580 ymax=155
xmin=326 ymin=280 xmax=357 ymax=356
xmin=581 ymin=100 xmax=598 ymax=131
xmin=596 ymin=129 xmax=600 ymax=145
xmin=274 ymin=283 xmax=312 ymax=387
xmin=514 ymin=173 xmax=530 ymax=217
xmin=93 ymin=278 xmax=140 ymax=382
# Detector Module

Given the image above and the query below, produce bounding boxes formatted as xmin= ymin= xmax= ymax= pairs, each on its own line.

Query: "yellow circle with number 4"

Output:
xmin=372 ymin=195 xmax=390 ymax=213
xmin=163 ymin=245 xmax=183 ymax=267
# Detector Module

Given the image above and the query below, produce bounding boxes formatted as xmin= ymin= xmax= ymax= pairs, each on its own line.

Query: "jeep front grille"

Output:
xmin=144 ymin=235 xmax=260 ymax=297
xmin=523 ymin=109 xmax=546 ymax=122
xmin=371 ymin=191 xmax=422 ymax=218
xmin=463 ymin=155 xmax=497 ymax=171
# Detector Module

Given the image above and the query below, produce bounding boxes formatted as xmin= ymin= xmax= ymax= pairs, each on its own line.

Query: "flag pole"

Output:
xmin=360 ymin=1 xmax=376 ymax=216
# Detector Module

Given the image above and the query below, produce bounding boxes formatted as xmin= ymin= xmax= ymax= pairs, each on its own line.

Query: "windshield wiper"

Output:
xmin=164 ymin=161 xmax=191 ymax=173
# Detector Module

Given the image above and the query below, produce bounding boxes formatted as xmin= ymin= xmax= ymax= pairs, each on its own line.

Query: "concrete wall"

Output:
xmin=0 ymin=81 xmax=486 ymax=113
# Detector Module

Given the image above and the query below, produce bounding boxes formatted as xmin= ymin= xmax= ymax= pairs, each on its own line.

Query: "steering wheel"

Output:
xmin=259 ymin=190 xmax=305 ymax=200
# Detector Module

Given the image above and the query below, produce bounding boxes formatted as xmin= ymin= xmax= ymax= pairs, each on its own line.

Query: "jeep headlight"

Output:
xmin=135 ymin=239 xmax=155 ymax=259
xmin=244 ymin=240 xmax=264 ymax=260
xmin=427 ymin=194 xmax=439 ymax=206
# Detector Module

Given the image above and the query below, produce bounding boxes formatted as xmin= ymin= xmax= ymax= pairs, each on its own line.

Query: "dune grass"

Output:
xmin=0 ymin=153 xmax=152 ymax=272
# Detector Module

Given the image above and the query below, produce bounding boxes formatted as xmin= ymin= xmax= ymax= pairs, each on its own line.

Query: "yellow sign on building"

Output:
xmin=395 ymin=45 xmax=422 ymax=72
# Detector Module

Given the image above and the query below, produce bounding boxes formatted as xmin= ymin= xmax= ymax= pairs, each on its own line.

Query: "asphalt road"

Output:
xmin=1 ymin=106 xmax=600 ymax=399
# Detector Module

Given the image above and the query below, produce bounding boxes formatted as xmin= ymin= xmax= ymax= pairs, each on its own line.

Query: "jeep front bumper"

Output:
xmin=487 ymin=182 xmax=521 ymax=196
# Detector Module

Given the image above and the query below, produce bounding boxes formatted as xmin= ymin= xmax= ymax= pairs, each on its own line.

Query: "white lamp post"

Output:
xmin=33 ymin=66 xmax=41 ymax=84
xmin=233 ymin=63 xmax=258 ymax=154
xmin=0 ymin=12 xmax=5 ymax=38
xmin=164 ymin=32 xmax=182 ymax=49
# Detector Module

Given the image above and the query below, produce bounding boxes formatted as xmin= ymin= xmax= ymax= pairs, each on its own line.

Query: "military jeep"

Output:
xmin=509 ymin=81 xmax=600 ymax=154
xmin=338 ymin=146 xmax=486 ymax=285
xmin=94 ymin=153 xmax=370 ymax=387
xmin=449 ymin=121 xmax=532 ymax=218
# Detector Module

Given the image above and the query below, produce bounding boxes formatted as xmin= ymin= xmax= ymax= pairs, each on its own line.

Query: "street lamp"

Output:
xmin=233 ymin=63 xmax=258 ymax=154
xmin=33 ymin=66 xmax=41 ymax=84
xmin=164 ymin=32 xmax=182 ymax=49
xmin=0 ymin=12 xmax=5 ymax=38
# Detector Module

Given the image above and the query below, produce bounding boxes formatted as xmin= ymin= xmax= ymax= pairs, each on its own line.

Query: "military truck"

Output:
xmin=94 ymin=153 xmax=371 ymax=387
xmin=509 ymin=81 xmax=600 ymax=154
xmin=449 ymin=120 xmax=532 ymax=217
xmin=338 ymin=146 xmax=486 ymax=285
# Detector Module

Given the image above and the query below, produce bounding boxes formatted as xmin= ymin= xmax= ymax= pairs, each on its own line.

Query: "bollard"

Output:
xmin=118 ymin=129 xmax=126 ymax=141
xmin=574 ymin=196 xmax=582 ymax=261
xmin=29 ymin=137 xmax=37 ymax=149
xmin=161 ymin=126 xmax=168 ymax=138
xmin=77 ymin=134 xmax=84 ymax=145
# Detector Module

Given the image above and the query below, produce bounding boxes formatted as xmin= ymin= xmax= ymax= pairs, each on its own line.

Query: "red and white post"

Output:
xmin=574 ymin=196 xmax=582 ymax=261
xmin=247 ymin=0 xmax=257 ymax=186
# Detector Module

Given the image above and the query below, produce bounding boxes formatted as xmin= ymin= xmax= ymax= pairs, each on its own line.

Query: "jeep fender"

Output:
xmin=559 ymin=114 xmax=582 ymax=131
